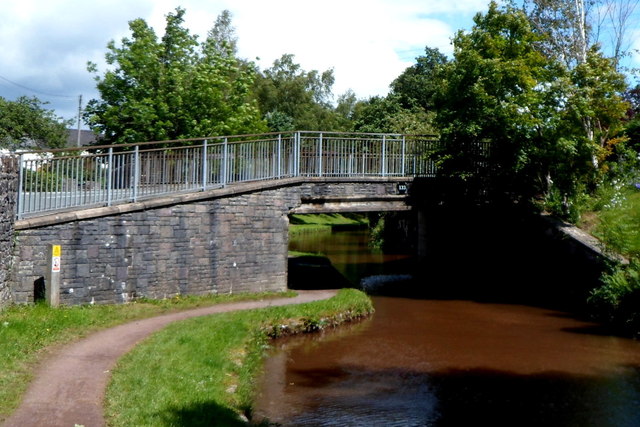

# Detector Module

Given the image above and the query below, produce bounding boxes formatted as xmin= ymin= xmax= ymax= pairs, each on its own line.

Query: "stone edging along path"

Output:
xmin=3 ymin=289 xmax=338 ymax=427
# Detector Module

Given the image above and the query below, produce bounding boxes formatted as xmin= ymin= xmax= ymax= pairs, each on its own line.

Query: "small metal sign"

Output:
xmin=51 ymin=245 xmax=61 ymax=272
xmin=47 ymin=244 xmax=61 ymax=307
xmin=397 ymin=183 xmax=408 ymax=195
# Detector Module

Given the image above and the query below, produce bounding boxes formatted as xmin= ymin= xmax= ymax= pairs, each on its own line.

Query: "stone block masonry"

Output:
xmin=11 ymin=179 xmax=408 ymax=305
xmin=13 ymin=188 xmax=300 ymax=304
xmin=0 ymin=155 xmax=18 ymax=307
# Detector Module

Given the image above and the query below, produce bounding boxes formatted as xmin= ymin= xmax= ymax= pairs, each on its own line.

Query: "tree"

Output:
xmin=254 ymin=54 xmax=348 ymax=131
xmin=611 ymin=85 xmax=640 ymax=176
xmin=524 ymin=0 xmax=632 ymax=183
xmin=433 ymin=1 xmax=629 ymax=217
xmin=85 ymin=8 xmax=266 ymax=144
xmin=207 ymin=9 xmax=238 ymax=57
xmin=352 ymin=95 xmax=436 ymax=135
xmin=390 ymin=47 xmax=448 ymax=111
xmin=341 ymin=46 xmax=447 ymax=136
xmin=565 ymin=48 xmax=629 ymax=169
xmin=434 ymin=2 xmax=555 ymax=201
xmin=0 ymin=96 xmax=71 ymax=149
xmin=524 ymin=0 xmax=639 ymax=71
xmin=596 ymin=0 xmax=640 ymax=69
xmin=524 ymin=0 xmax=591 ymax=68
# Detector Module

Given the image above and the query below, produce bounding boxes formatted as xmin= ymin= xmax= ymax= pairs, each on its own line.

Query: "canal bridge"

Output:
xmin=0 ymin=131 xmax=439 ymax=306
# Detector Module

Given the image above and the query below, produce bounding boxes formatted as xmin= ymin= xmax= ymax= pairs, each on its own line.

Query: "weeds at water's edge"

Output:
xmin=104 ymin=289 xmax=374 ymax=427
xmin=580 ymin=190 xmax=640 ymax=336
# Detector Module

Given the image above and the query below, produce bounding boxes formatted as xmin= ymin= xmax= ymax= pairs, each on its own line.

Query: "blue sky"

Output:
xmin=1 ymin=0 xmax=637 ymax=127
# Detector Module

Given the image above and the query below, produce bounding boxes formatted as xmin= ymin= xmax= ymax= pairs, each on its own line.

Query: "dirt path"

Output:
xmin=3 ymin=290 xmax=338 ymax=427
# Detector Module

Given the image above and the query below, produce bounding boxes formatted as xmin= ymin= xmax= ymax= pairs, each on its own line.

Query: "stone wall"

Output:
xmin=298 ymin=180 xmax=405 ymax=198
xmin=0 ymin=155 xmax=18 ymax=307
xmin=11 ymin=180 xmax=406 ymax=305
xmin=12 ymin=187 xmax=302 ymax=304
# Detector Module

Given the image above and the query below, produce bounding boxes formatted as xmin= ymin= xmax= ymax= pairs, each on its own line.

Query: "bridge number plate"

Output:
xmin=51 ymin=245 xmax=61 ymax=272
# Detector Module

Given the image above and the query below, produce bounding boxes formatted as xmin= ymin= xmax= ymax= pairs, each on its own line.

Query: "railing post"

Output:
xmin=401 ymin=135 xmax=406 ymax=176
xmin=222 ymin=137 xmax=228 ymax=187
xmin=294 ymin=132 xmax=300 ymax=177
xmin=107 ymin=147 xmax=113 ymax=206
xmin=78 ymin=156 xmax=84 ymax=208
xmin=382 ymin=135 xmax=386 ymax=176
xmin=277 ymin=134 xmax=282 ymax=178
xmin=318 ymin=132 xmax=323 ymax=177
xmin=202 ymin=139 xmax=208 ymax=191
xmin=131 ymin=145 xmax=140 ymax=202
xmin=17 ymin=153 xmax=24 ymax=219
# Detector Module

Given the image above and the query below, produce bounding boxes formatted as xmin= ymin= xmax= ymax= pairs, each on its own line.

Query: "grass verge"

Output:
xmin=580 ymin=188 xmax=640 ymax=335
xmin=590 ymin=191 xmax=640 ymax=259
xmin=0 ymin=291 xmax=295 ymax=421
xmin=289 ymin=213 xmax=368 ymax=234
xmin=105 ymin=289 xmax=374 ymax=427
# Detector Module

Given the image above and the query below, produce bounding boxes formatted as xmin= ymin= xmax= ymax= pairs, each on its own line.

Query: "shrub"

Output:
xmin=588 ymin=259 xmax=640 ymax=336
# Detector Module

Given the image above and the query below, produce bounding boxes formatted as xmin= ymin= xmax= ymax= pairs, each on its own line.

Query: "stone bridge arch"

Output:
xmin=10 ymin=177 xmax=417 ymax=305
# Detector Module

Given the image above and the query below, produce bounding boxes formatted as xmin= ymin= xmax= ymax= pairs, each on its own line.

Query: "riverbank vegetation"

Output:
xmin=0 ymin=291 xmax=295 ymax=422
xmin=104 ymin=289 xmax=373 ymax=427
xmin=582 ymin=189 xmax=640 ymax=335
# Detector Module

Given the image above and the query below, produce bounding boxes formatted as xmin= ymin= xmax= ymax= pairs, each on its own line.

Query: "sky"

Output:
xmin=1 ymin=0 xmax=638 ymax=128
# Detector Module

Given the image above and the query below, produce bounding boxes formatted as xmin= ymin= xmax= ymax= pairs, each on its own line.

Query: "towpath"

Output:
xmin=3 ymin=289 xmax=337 ymax=427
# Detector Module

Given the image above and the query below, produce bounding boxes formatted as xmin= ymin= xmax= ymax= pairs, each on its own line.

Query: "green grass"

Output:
xmin=289 ymin=213 xmax=368 ymax=234
xmin=105 ymin=289 xmax=374 ymax=427
xmin=288 ymin=249 xmax=323 ymax=257
xmin=0 ymin=291 xmax=295 ymax=422
xmin=581 ymin=187 xmax=640 ymax=335
xmin=590 ymin=191 xmax=640 ymax=259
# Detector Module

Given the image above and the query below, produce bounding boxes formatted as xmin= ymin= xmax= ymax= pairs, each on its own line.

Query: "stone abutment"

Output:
xmin=0 ymin=155 xmax=18 ymax=306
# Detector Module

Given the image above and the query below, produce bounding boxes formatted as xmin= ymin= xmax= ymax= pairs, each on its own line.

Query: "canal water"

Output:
xmin=253 ymin=225 xmax=640 ymax=426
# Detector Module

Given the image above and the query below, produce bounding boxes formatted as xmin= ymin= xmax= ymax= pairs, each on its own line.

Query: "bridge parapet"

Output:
xmin=15 ymin=132 xmax=438 ymax=219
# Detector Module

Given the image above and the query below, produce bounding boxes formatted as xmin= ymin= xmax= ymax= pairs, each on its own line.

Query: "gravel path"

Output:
xmin=3 ymin=290 xmax=338 ymax=427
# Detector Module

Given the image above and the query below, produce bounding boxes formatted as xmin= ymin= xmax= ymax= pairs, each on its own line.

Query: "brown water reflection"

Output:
xmin=254 ymin=296 xmax=640 ymax=426
xmin=254 ymin=225 xmax=640 ymax=426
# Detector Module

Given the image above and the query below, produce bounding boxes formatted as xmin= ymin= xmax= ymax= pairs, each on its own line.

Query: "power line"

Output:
xmin=0 ymin=74 xmax=75 ymax=99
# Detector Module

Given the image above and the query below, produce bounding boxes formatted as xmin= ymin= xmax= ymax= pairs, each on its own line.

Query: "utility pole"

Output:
xmin=76 ymin=94 xmax=82 ymax=147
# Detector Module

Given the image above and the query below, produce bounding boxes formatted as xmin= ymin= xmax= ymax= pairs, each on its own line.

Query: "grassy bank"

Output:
xmin=289 ymin=213 xmax=368 ymax=234
xmin=0 ymin=291 xmax=295 ymax=421
xmin=588 ymin=191 xmax=640 ymax=259
xmin=580 ymin=188 xmax=640 ymax=335
xmin=105 ymin=289 xmax=374 ymax=427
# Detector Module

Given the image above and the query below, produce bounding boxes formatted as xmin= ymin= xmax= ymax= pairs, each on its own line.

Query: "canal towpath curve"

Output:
xmin=2 ymin=289 xmax=338 ymax=427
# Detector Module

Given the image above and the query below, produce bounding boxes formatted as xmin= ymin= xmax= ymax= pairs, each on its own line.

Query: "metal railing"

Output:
xmin=16 ymin=131 xmax=440 ymax=219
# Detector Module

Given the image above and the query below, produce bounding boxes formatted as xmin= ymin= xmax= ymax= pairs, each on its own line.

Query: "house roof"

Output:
xmin=67 ymin=129 xmax=101 ymax=147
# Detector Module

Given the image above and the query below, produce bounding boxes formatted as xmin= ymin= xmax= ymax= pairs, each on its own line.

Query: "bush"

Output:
xmin=543 ymin=184 xmax=591 ymax=223
xmin=588 ymin=259 xmax=640 ymax=336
